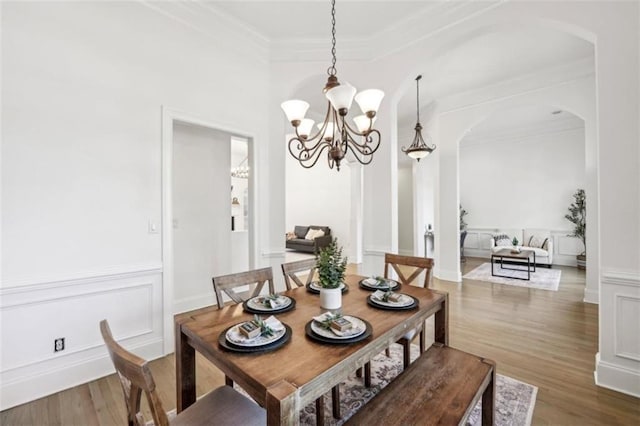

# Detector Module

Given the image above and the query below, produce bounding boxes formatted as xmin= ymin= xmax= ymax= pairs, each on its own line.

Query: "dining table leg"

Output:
xmin=434 ymin=293 xmax=449 ymax=345
xmin=175 ymin=322 xmax=196 ymax=412
xmin=266 ymin=381 xmax=299 ymax=426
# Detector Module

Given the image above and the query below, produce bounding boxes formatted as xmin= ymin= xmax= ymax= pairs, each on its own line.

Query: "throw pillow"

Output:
xmin=286 ymin=231 xmax=296 ymax=241
xmin=305 ymin=229 xmax=317 ymax=240
xmin=313 ymin=229 xmax=325 ymax=239
xmin=527 ymin=235 xmax=543 ymax=248
xmin=541 ymin=238 xmax=549 ymax=250
xmin=494 ymin=234 xmax=511 ymax=247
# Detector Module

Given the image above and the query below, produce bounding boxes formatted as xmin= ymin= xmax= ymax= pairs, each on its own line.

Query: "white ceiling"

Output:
xmin=204 ymin=1 xmax=593 ymax=164
xmin=207 ymin=1 xmax=437 ymax=41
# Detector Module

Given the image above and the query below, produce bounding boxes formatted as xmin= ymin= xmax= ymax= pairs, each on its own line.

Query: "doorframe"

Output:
xmin=161 ymin=106 xmax=257 ymax=354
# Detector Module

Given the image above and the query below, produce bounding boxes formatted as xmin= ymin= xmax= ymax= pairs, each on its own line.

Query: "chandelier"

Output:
xmin=231 ymin=157 xmax=249 ymax=179
xmin=402 ymin=75 xmax=436 ymax=161
xmin=281 ymin=0 xmax=384 ymax=171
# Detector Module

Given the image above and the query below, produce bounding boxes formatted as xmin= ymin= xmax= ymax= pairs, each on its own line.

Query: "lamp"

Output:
xmin=402 ymin=75 xmax=436 ymax=161
xmin=281 ymin=0 xmax=384 ymax=171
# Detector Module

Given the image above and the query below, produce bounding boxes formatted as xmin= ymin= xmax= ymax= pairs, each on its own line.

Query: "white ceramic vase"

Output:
xmin=319 ymin=287 xmax=342 ymax=310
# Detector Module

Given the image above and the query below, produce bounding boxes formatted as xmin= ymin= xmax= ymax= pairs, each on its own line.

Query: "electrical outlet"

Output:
xmin=54 ymin=337 xmax=65 ymax=352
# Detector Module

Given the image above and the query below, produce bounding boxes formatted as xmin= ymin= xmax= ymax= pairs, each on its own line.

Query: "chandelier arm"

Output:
xmin=299 ymin=143 xmax=331 ymax=169
xmin=288 ymin=136 xmax=329 ymax=163
xmin=341 ymin=130 xmax=381 ymax=165
xmin=296 ymin=102 xmax=334 ymax=143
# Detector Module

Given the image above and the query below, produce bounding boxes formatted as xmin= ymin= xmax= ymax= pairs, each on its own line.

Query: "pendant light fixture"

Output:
xmin=281 ymin=0 xmax=385 ymax=171
xmin=402 ymin=75 xmax=436 ymax=161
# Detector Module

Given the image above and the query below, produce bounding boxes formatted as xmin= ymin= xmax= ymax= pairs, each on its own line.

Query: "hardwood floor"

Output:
xmin=2 ymin=258 xmax=639 ymax=425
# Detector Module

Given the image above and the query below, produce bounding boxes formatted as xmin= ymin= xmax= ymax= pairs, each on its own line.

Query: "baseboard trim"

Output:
xmin=0 ymin=338 xmax=164 ymax=410
xmin=583 ymin=288 xmax=599 ymax=304
xmin=436 ymin=268 xmax=462 ymax=283
xmin=595 ymin=352 xmax=640 ymax=398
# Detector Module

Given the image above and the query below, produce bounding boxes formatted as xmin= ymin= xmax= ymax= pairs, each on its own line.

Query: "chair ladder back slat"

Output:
xmin=212 ymin=267 xmax=275 ymax=309
xmin=281 ymin=258 xmax=317 ymax=290
xmin=384 ymin=253 xmax=435 ymax=288
xmin=100 ymin=320 xmax=170 ymax=426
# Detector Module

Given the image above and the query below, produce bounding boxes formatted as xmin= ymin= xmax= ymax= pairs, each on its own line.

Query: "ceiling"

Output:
xmin=207 ymin=1 xmax=437 ymax=41
xmin=204 ymin=1 xmax=593 ymax=164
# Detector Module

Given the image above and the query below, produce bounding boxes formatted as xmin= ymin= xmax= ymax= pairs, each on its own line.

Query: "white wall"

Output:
xmin=1 ymin=1 xmax=269 ymax=409
xmin=285 ymin=149 xmax=352 ymax=255
xmin=460 ymin=127 xmax=585 ymax=230
xmin=397 ymin=165 xmax=414 ymax=255
xmin=172 ymin=123 xmax=231 ymax=313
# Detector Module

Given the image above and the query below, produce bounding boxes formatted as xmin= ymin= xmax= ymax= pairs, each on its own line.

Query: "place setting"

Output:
xmin=242 ymin=293 xmax=296 ymax=314
xmin=359 ymin=276 xmax=401 ymax=291
xmin=367 ymin=289 xmax=418 ymax=311
xmin=218 ymin=315 xmax=292 ymax=353
xmin=305 ymin=312 xmax=372 ymax=344
xmin=306 ymin=281 xmax=349 ymax=294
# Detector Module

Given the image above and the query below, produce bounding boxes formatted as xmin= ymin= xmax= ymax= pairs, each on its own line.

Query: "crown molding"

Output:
xmin=461 ymin=118 xmax=584 ymax=147
xmin=138 ymin=0 xmax=270 ymax=63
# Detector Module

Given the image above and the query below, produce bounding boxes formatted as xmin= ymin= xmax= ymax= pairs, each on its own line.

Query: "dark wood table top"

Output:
xmin=175 ymin=273 xmax=448 ymax=425
xmin=493 ymin=248 xmax=535 ymax=259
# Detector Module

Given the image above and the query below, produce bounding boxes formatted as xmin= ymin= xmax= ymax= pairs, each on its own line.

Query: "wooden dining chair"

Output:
xmin=384 ymin=253 xmax=435 ymax=368
xmin=99 ymin=319 xmax=265 ymax=426
xmin=281 ymin=258 xmax=317 ymax=290
xmin=212 ymin=267 xmax=275 ymax=309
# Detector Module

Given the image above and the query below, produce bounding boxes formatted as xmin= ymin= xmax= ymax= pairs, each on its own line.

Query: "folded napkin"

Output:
xmin=261 ymin=295 xmax=285 ymax=309
xmin=312 ymin=313 xmax=362 ymax=337
xmin=228 ymin=315 xmax=284 ymax=343
xmin=364 ymin=276 xmax=389 ymax=287
xmin=371 ymin=290 xmax=409 ymax=305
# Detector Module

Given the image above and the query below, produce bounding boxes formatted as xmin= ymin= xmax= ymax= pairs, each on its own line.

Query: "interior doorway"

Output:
xmin=161 ymin=107 xmax=255 ymax=354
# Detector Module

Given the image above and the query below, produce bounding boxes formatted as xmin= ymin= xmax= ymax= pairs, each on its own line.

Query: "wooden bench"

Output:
xmin=345 ymin=343 xmax=496 ymax=426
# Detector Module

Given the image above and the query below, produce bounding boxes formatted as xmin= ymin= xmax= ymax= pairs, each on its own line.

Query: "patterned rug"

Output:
xmin=235 ymin=344 xmax=537 ymax=425
xmin=463 ymin=262 xmax=561 ymax=291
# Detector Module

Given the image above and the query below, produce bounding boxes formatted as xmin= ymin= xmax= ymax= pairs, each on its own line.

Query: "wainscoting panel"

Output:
xmin=596 ymin=270 xmax=640 ymax=397
xmin=462 ymin=228 xmax=580 ymax=267
xmin=0 ymin=266 xmax=163 ymax=410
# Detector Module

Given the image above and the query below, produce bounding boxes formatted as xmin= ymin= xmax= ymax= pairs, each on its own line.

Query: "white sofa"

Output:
xmin=489 ymin=228 xmax=553 ymax=267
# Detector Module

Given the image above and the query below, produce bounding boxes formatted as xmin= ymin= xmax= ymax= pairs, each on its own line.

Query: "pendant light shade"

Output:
xmin=402 ymin=75 xmax=436 ymax=161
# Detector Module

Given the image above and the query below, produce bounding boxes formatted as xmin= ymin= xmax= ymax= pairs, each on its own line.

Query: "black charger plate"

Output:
xmin=218 ymin=324 xmax=292 ymax=353
xmin=304 ymin=318 xmax=372 ymax=344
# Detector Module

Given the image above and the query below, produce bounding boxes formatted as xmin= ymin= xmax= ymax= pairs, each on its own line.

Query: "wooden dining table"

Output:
xmin=175 ymin=274 xmax=448 ymax=425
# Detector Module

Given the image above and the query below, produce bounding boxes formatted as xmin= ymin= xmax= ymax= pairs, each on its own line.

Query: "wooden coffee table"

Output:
xmin=491 ymin=248 xmax=536 ymax=280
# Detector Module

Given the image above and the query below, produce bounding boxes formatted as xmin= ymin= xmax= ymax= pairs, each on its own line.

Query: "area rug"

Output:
xmin=234 ymin=344 xmax=537 ymax=425
xmin=463 ymin=262 xmax=561 ymax=291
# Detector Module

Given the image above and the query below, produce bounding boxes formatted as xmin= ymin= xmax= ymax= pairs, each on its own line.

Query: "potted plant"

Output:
xmin=316 ymin=238 xmax=348 ymax=310
xmin=565 ymin=189 xmax=586 ymax=270
xmin=511 ymin=237 xmax=520 ymax=253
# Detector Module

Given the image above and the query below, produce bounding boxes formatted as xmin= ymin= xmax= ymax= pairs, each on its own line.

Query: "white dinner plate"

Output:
xmin=246 ymin=295 xmax=292 ymax=312
xmin=369 ymin=293 xmax=415 ymax=308
xmin=226 ymin=322 xmax=286 ymax=347
xmin=310 ymin=315 xmax=366 ymax=340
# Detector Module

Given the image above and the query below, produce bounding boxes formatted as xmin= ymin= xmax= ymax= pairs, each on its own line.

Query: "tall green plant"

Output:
xmin=565 ymin=189 xmax=586 ymax=255
xmin=460 ymin=205 xmax=468 ymax=231
xmin=316 ymin=238 xmax=347 ymax=289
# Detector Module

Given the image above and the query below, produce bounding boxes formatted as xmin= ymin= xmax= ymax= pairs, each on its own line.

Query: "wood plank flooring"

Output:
xmin=2 ymin=258 xmax=639 ymax=425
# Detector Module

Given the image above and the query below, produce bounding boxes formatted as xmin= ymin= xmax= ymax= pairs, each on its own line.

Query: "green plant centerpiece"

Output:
xmin=316 ymin=238 xmax=347 ymax=289
xmin=512 ymin=236 xmax=519 ymax=246
xmin=316 ymin=238 xmax=347 ymax=310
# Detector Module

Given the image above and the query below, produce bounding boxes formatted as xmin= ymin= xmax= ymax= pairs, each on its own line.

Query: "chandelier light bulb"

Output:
xmin=298 ymin=118 xmax=315 ymax=139
xmin=325 ymin=82 xmax=356 ymax=115
xmin=353 ymin=115 xmax=376 ymax=133
xmin=281 ymin=100 xmax=309 ymax=124
xmin=355 ymin=89 xmax=385 ymax=116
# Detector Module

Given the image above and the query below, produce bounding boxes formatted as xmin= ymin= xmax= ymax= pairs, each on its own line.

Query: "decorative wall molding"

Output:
xmin=174 ymin=292 xmax=215 ymax=315
xmin=0 ymin=267 xmax=164 ymax=410
xmin=614 ymin=294 xmax=640 ymax=362
xmin=595 ymin=353 xmax=640 ymax=398
xmin=0 ymin=262 xmax=162 ymax=292
xmin=602 ymin=270 xmax=640 ymax=287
